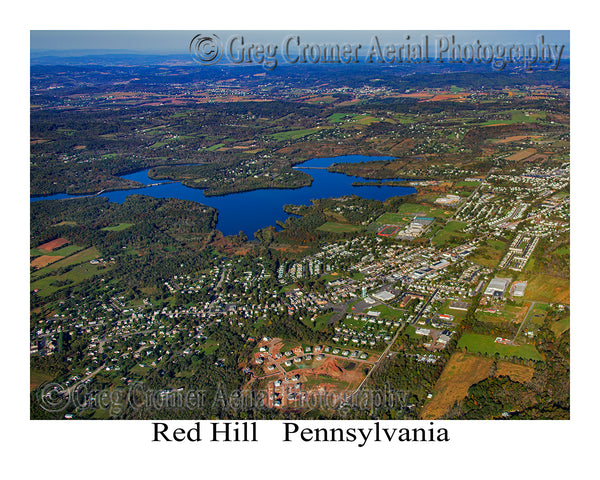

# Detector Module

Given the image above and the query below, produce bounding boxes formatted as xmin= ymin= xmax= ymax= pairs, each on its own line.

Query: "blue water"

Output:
xmin=31 ymin=155 xmax=416 ymax=237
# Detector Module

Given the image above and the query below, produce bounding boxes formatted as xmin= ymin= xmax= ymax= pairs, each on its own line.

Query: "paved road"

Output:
xmin=351 ymin=288 xmax=439 ymax=395
xmin=512 ymin=301 xmax=537 ymax=344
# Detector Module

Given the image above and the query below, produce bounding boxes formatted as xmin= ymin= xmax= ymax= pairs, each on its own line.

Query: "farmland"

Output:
xmin=457 ymin=333 xmax=543 ymax=361
xmin=396 ymin=202 xmax=453 ymax=218
xmin=269 ymin=128 xmax=323 ymax=141
xmin=523 ymin=274 xmax=570 ymax=304
xmin=316 ymin=221 xmax=363 ymax=233
xmin=420 ymin=352 xmax=493 ymax=419
xmin=31 ymin=247 xmax=101 ymax=279
xmin=420 ymin=352 xmax=536 ymax=419
xmin=30 ymin=246 xmax=108 ymax=297
xmin=101 ymin=223 xmax=134 ymax=232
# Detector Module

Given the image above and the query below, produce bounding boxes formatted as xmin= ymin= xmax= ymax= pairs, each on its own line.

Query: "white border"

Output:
xmin=5 ymin=1 xmax=596 ymax=477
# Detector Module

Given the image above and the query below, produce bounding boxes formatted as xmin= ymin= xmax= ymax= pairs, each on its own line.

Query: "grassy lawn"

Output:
xmin=375 ymin=212 xmax=411 ymax=225
xmin=269 ymin=128 xmax=323 ymax=141
xmin=432 ymin=221 xmax=468 ymax=247
xmin=522 ymin=274 xmax=570 ymax=304
xmin=470 ymin=238 xmax=507 ymax=268
xmin=394 ymin=114 xmax=418 ymax=124
xmin=206 ymin=143 xmax=225 ymax=151
xmin=480 ymin=110 xmax=547 ymax=126
xmin=551 ymin=316 xmax=570 ymax=337
xmin=313 ymin=312 xmax=334 ymax=330
xmin=316 ymin=221 xmax=363 ymax=233
xmin=30 ymin=369 xmax=55 ymax=391
xmin=356 ymin=115 xmax=379 ymax=125
xmin=457 ymin=333 xmax=543 ymax=361
xmin=396 ymin=202 xmax=453 ymax=218
xmin=52 ymin=220 xmax=78 ymax=227
xmin=321 ymin=272 xmax=342 ymax=282
xmin=528 ymin=303 xmax=550 ymax=326
xmin=31 ymin=244 xmax=83 ymax=258
xmin=476 ymin=303 xmax=528 ymax=325
xmin=372 ymin=304 xmax=405 ymax=321
xmin=51 ymin=244 xmax=84 ymax=256
xmin=101 ymin=223 xmax=134 ymax=232
xmin=199 ymin=339 xmax=219 ymax=355
xmin=327 ymin=113 xmax=361 ymax=123
xmin=31 ymin=261 xmax=111 ymax=297
xmin=438 ymin=299 xmax=468 ymax=320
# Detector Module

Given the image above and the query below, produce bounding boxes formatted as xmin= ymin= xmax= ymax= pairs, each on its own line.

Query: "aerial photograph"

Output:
xmin=29 ymin=30 xmax=570 ymax=421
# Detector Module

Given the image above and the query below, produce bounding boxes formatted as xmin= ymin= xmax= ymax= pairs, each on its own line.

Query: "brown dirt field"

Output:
xmin=420 ymin=352 xmax=493 ymax=419
xmin=496 ymin=362 xmax=534 ymax=383
xmin=524 ymin=153 xmax=549 ymax=163
xmin=423 ymin=94 xmax=467 ymax=102
xmin=38 ymin=237 xmax=69 ymax=251
xmin=295 ymin=357 xmax=365 ymax=392
xmin=506 ymin=148 xmax=537 ymax=162
xmin=398 ymin=93 xmax=434 ymax=98
xmin=271 ymin=244 xmax=310 ymax=254
xmin=491 ymin=135 xmax=530 ymax=144
xmin=310 ymin=357 xmax=344 ymax=377
xmin=513 ymin=303 xmax=531 ymax=324
xmin=31 ymin=255 xmax=64 ymax=269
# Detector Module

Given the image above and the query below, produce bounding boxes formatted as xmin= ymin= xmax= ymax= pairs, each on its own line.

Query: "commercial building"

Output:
xmin=484 ymin=277 xmax=511 ymax=297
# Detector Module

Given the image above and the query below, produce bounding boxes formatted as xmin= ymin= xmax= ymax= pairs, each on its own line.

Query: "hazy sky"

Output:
xmin=31 ymin=30 xmax=570 ymax=55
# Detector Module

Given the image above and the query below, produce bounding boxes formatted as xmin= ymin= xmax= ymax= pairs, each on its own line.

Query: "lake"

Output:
xmin=31 ymin=155 xmax=416 ymax=237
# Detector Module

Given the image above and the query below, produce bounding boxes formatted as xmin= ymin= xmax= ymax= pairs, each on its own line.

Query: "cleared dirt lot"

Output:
xmin=420 ymin=352 xmax=536 ymax=419
xmin=37 ymin=237 xmax=69 ymax=251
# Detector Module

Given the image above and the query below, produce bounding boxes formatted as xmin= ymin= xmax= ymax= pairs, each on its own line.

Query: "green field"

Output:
xmin=30 ymin=369 xmax=55 ymax=390
xmin=528 ymin=303 xmax=550 ymax=326
xmin=375 ymin=212 xmax=410 ymax=225
xmin=396 ymin=202 xmax=453 ymax=218
xmin=372 ymin=304 xmax=405 ymax=321
xmin=522 ymin=274 xmax=570 ymax=304
xmin=470 ymin=238 xmax=507 ymax=268
xmin=480 ymin=110 xmax=547 ymax=126
xmin=457 ymin=333 xmax=543 ymax=361
xmin=321 ymin=272 xmax=342 ymax=282
xmin=355 ymin=115 xmax=379 ymax=125
xmin=432 ymin=221 xmax=468 ymax=247
xmin=327 ymin=113 xmax=361 ymax=123
xmin=394 ymin=114 xmax=418 ymax=124
xmin=438 ymin=299 xmax=468 ymax=320
xmin=206 ymin=143 xmax=225 ymax=151
xmin=551 ymin=316 xmax=570 ymax=337
xmin=52 ymin=220 xmax=78 ymax=227
xmin=31 ymin=245 xmax=83 ymax=257
xmin=313 ymin=312 xmax=334 ymax=330
xmin=31 ymin=246 xmax=101 ymax=279
xmin=31 ymin=261 xmax=110 ymax=297
xmin=101 ymin=223 xmax=134 ymax=232
xmin=317 ymin=221 xmax=363 ymax=233
xmin=269 ymin=128 xmax=322 ymax=141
